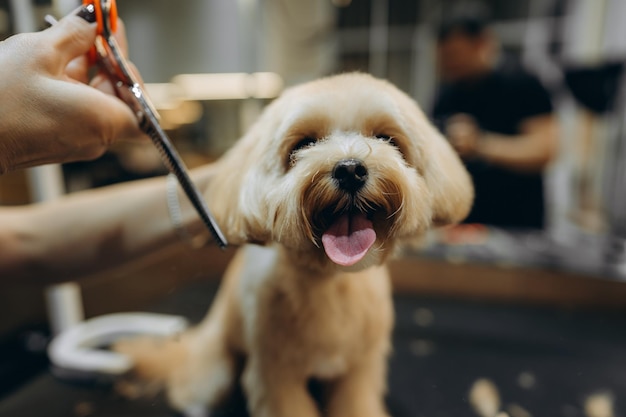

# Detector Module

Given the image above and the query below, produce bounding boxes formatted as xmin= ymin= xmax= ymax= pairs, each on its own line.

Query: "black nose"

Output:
xmin=332 ymin=159 xmax=368 ymax=192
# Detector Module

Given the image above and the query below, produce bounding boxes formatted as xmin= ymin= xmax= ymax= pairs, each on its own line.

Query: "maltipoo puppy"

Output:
xmin=116 ymin=72 xmax=473 ymax=417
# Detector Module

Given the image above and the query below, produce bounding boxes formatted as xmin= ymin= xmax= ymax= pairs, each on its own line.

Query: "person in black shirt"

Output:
xmin=432 ymin=9 xmax=558 ymax=230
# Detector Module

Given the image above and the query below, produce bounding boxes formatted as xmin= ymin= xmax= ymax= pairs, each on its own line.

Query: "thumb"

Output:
xmin=45 ymin=7 xmax=97 ymax=64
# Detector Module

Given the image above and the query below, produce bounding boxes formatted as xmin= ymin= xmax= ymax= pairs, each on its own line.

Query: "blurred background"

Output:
xmin=1 ymin=1 xmax=626 ymax=416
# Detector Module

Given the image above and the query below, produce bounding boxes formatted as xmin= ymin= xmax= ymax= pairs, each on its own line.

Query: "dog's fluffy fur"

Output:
xmin=115 ymin=73 xmax=473 ymax=417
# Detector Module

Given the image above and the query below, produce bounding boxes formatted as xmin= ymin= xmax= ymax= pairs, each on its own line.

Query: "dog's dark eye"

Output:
xmin=291 ymin=137 xmax=317 ymax=154
xmin=374 ymin=133 xmax=398 ymax=148
xmin=288 ymin=136 xmax=318 ymax=167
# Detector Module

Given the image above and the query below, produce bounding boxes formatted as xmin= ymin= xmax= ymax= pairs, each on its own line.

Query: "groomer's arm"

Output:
xmin=447 ymin=113 xmax=559 ymax=173
xmin=0 ymin=167 xmax=214 ymax=284
xmin=477 ymin=114 xmax=559 ymax=172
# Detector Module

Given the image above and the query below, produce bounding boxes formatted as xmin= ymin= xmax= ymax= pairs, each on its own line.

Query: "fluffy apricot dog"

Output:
xmin=116 ymin=72 xmax=473 ymax=417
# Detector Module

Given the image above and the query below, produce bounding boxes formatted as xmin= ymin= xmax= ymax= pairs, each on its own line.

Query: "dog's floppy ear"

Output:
xmin=393 ymin=88 xmax=474 ymax=226
xmin=422 ymin=126 xmax=474 ymax=226
xmin=202 ymin=117 xmax=273 ymax=245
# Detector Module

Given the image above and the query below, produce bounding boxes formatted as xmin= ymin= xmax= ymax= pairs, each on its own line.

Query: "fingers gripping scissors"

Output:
xmin=80 ymin=0 xmax=227 ymax=249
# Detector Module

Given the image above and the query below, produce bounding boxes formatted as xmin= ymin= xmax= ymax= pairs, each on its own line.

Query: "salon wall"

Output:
xmin=116 ymin=0 xmax=337 ymax=87
xmin=117 ymin=0 xmax=244 ymax=82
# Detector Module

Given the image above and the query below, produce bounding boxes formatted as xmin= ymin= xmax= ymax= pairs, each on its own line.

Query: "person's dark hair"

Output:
xmin=437 ymin=2 xmax=491 ymax=41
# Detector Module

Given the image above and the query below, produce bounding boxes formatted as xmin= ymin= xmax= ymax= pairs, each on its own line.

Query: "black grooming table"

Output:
xmin=1 ymin=278 xmax=625 ymax=417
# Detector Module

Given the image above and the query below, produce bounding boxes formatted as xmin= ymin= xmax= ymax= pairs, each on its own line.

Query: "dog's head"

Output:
xmin=207 ymin=73 xmax=473 ymax=270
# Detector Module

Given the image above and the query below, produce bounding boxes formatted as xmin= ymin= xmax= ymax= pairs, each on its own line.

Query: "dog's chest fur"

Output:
xmin=236 ymin=244 xmax=393 ymax=379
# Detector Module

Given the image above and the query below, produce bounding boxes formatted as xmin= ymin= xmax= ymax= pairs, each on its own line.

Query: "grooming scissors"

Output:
xmin=80 ymin=0 xmax=227 ymax=248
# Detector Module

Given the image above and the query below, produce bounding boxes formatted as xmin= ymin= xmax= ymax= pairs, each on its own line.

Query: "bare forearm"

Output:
xmin=478 ymin=132 xmax=555 ymax=172
xmin=0 ymin=171 xmax=211 ymax=284
xmin=477 ymin=116 xmax=559 ymax=172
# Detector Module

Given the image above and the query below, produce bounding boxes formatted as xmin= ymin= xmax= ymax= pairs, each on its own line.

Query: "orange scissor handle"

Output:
xmin=82 ymin=0 xmax=118 ymax=65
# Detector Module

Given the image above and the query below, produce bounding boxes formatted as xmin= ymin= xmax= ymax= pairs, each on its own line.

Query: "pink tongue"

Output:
xmin=322 ymin=213 xmax=377 ymax=266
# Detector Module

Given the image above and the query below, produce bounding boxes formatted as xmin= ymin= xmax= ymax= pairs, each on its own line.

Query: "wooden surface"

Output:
xmin=79 ymin=244 xmax=237 ymax=318
xmin=390 ymin=256 xmax=626 ymax=309
xmin=0 ymin=244 xmax=236 ymax=336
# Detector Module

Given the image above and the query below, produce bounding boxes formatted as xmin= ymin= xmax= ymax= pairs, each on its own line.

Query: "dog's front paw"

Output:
xmin=111 ymin=335 xmax=187 ymax=400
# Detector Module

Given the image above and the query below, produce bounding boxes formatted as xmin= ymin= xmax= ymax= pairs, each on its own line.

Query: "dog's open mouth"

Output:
xmin=321 ymin=212 xmax=377 ymax=266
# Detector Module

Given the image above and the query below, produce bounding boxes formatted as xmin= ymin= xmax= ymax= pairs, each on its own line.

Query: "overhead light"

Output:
xmin=159 ymin=100 xmax=203 ymax=127
xmin=251 ymin=72 xmax=284 ymax=99
xmin=172 ymin=72 xmax=284 ymax=101
xmin=143 ymin=83 xmax=202 ymax=129
xmin=143 ymin=73 xmax=284 ymax=129
xmin=143 ymin=83 xmax=184 ymax=110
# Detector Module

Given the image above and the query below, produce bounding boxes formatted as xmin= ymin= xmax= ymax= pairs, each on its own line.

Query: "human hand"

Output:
xmin=0 ymin=8 xmax=146 ymax=174
xmin=445 ymin=114 xmax=482 ymax=159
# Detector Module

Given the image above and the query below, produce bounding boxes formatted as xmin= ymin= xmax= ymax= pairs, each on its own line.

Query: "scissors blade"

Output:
xmin=132 ymin=87 xmax=228 ymax=248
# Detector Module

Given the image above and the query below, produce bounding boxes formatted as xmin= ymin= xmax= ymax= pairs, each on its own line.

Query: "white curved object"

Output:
xmin=48 ymin=312 xmax=188 ymax=375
